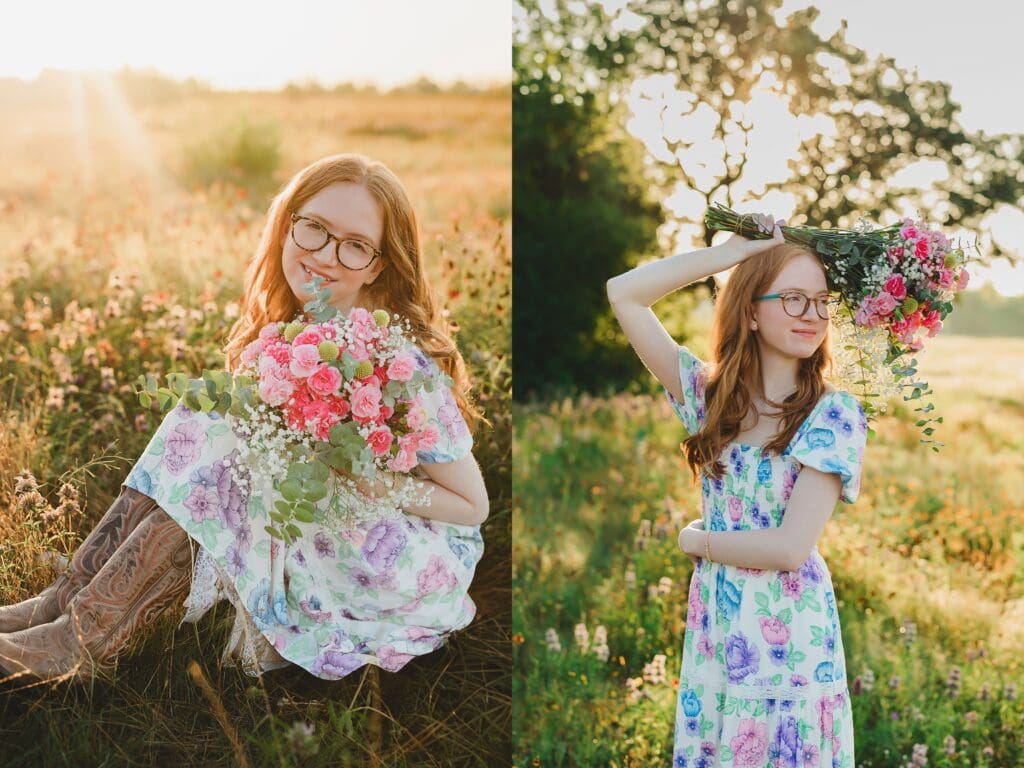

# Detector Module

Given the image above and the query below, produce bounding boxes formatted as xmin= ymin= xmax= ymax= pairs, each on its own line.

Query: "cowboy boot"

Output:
xmin=0 ymin=505 xmax=194 ymax=683
xmin=0 ymin=485 xmax=161 ymax=633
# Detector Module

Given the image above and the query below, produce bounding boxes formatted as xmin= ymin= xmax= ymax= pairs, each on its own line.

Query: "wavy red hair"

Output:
xmin=684 ymin=244 xmax=836 ymax=480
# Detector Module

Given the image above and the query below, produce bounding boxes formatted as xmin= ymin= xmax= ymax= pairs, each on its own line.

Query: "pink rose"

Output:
xmin=883 ymin=274 xmax=906 ymax=300
xmin=900 ymin=223 xmax=918 ymax=240
xmin=301 ymin=399 xmax=332 ymax=426
xmin=758 ymin=616 xmax=790 ymax=645
xmin=348 ymin=308 xmax=377 ymax=343
xmin=915 ymin=238 xmax=930 ymax=259
xmin=386 ymin=353 xmax=417 ymax=382
xmin=265 ymin=343 xmax=291 ymax=366
xmin=873 ymin=292 xmax=897 ymax=316
xmin=259 ymin=355 xmax=285 ymax=380
xmin=387 ymin=448 xmax=418 ymax=473
xmin=241 ymin=338 xmax=264 ymax=364
xmin=730 ymin=719 xmax=768 ymax=767
xmin=258 ymin=373 xmax=294 ymax=407
xmin=956 ymin=268 xmax=970 ymax=290
xmin=405 ymin=399 xmax=426 ymax=429
xmin=367 ymin=427 xmax=394 ymax=457
xmin=307 ymin=364 xmax=343 ymax=397
xmin=350 ymin=384 xmax=382 ymax=420
xmin=938 ymin=268 xmax=955 ymax=289
xmin=289 ymin=344 xmax=321 ymax=378
xmin=258 ymin=322 xmax=281 ymax=340
xmin=397 ymin=433 xmax=419 ymax=453
xmin=293 ymin=328 xmax=323 ymax=347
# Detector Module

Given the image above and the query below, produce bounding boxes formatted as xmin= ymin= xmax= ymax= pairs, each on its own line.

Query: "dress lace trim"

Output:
xmin=180 ymin=546 xmax=291 ymax=677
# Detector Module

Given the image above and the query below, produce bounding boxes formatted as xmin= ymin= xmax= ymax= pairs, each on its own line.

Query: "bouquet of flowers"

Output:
xmin=705 ymin=203 xmax=977 ymax=449
xmin=135 ymin=275 xmax=450 ymax=542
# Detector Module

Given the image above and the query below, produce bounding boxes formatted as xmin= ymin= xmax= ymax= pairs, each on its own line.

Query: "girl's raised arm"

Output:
xmin=605 ymin=214 xmax=785 ymax=401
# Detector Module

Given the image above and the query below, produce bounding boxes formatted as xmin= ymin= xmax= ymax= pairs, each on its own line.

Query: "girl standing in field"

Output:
xmin=607 ymin=213 xmax=867 ymax=767
xmin=0 ymin=153 xmax=490 ymax=683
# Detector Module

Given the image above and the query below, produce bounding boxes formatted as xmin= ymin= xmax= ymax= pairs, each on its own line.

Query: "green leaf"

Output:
xmin=265 ymin=525 xmax=284 ymax=541
xmin=285 ymin=523 xmax=302 ymax=538
xmin=308 ymin=460 xmax=329 ymax=483
xmin=305 ymin=480 xmax=327 ymax=502
xmin=293 ymin=507 xmax=316 ymax=523
xmin=269 ymin=510 xmax=287 ymax=524
xmin=279 ymin=479 xmax=302 ymax=501
xmin=139 ymin=392 xmax=152 ymax=409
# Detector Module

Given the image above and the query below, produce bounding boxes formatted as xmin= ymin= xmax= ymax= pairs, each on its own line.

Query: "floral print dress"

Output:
xmin=665 ymin=346 xmax=868 ymax=768
xmin=124 ymin=346 xmax=484 ymax=680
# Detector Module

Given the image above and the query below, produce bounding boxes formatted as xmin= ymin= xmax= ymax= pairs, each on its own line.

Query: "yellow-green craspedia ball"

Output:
xmin=901 ymin=297 xmax=919 ymax=315
xmin=355 ymin=360 xmax=374 ymax=378
xmin=284 ymin=322 xmax=304 ymax=342
xmin=943 ymin=252 xmax=958 ymax=268
xmin=318 ymin=341 xmax=339 ymax=361
xmin=372 ymin=309 xmax=390 ymax=327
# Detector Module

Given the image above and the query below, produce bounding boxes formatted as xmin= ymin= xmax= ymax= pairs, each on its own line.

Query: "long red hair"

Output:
xmin=684 ymin=243 xmax=835 ymax=480
xmin=223 ymin=153 xmax=482 ymax=432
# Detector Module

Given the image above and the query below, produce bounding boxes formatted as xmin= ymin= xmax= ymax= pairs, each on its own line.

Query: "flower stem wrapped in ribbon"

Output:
xmin=705 ymin=203 xmax=977 ymax=450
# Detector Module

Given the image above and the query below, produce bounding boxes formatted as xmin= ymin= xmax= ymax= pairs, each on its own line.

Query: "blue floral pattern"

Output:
xmin=664 ymin=345 xmax=867 ymax=768
xmin=124 ymin=348 xmax=482 ymax=680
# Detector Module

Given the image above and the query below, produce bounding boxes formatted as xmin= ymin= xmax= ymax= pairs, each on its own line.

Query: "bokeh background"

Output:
xmin=0 ymin=3 xmax=510 ymax=766
xmin=513 ymin=1 xmax=1024 ymax=765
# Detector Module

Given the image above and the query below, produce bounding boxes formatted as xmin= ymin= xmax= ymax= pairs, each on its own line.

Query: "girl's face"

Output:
xmin=281 ymin=182 xmax=385 ymax=313
xmin=750 ymin=254 xmax=829 ymax=359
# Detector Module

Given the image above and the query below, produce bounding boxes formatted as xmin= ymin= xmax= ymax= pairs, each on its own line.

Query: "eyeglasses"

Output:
xmin=289 ymin=213 xmax=381 ymax=271
xmin=754 ymin=291 xmax=835 ymax=320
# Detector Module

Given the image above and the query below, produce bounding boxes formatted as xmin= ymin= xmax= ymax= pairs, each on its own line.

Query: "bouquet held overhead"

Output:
xmin=705 ymin=203 xmax=977 ymax=451
xmin=134 ymin=275 xmax=451 ymax=542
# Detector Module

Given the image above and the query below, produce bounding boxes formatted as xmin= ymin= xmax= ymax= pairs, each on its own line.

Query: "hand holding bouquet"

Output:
xmin=706 ymin=203 xmax=976 ymax=449
xmin=136 ymin=275 xmax=452 ymax=542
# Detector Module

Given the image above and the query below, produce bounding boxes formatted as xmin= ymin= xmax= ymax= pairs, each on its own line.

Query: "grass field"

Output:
xmin=513 ymin=334 xmax=1024 ymax=767
xmin=0 ymin=74 xmax=510 ymax=766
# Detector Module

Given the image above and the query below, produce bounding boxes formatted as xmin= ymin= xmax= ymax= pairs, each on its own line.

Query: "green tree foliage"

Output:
xmin=514 ymin=0 xmax=661 ymax=400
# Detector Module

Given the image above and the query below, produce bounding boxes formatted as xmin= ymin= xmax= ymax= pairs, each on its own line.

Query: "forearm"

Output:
xmin=606 ymin=242 xmax=743 ymax=308
xmin=402 ymin=479 xmax=485 ymax=526
xmin=689 ymin=527 xmax=796 ymax=571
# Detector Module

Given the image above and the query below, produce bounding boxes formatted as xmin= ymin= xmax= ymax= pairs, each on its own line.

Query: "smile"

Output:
xmin=302 ymin=264 xmax=336 ymax=284
xmin=792 ymin=330 xmax=817 ymax=338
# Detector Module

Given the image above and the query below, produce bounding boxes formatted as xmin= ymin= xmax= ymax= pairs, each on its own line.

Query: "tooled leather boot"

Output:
xmin=0 ymin=485 xmax=161 ymax=633
xmin=0 ymin=505 xmax=194 ymax=683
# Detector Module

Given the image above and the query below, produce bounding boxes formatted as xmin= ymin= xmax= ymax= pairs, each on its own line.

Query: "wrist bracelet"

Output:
xmin=704 ymin=528 xmax=712 ymax=562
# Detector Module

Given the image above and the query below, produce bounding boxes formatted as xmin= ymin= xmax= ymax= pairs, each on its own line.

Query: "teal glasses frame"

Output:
xmin=754 ymin=291 xmax=834 ymax=320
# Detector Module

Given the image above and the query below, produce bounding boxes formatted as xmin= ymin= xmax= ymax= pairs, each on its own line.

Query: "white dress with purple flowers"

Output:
xmin=124 ymin=347 xmax=483 ymax=680
xmin=665 ymin=346 xmax=867 ymax=768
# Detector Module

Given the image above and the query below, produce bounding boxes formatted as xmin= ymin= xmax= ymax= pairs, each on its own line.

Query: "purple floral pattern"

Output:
xmin=665 ymin=346 xmax=866 ymax=768
xmin=124 ymin=365 xmax=482 ymax=681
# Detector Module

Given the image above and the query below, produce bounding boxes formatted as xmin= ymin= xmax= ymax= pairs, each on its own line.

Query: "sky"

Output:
xmin=0 ymin=1 xmax=511 ymax=90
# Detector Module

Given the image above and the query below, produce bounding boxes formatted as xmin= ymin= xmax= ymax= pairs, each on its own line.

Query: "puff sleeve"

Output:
xmin=789 ymin=391 xmax=868 ymax=504
xmin=663 ymin=345 xmax=708 ymax=437
xmin=409 ymin=347 xmax=474 ymax=464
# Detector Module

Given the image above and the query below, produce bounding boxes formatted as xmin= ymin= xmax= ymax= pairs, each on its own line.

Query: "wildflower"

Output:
xmin=981 ymin=746 xmax=994 ymax=758
xmin=657 ymin=576 xmax=673 ymax=596
xmin=99 ymin=367 xmax=116 ymax=392
xmin=45 ymin=387 xmax=65 ymax=410
xmin=889 ymin=675 xmax=901 ymax=691
xmin=942 ymin=734 xmax=956 ymax=756
xmin=574 ymin=623 xmax=590 ymax=653
xmin=134 ymin=413 xmax=149 ymax=432
xmin=977 ymin=683 xmax=990 ymax=701
xmin=625 ymin=676 xmax=645 ymax=703
xmin=625 ymin=563 xmax=636 ymax=589
xmin=860 ymin=667 xmax=875 ymax=692
xmin=635 ymin=519 xmax=651 ymax=550
xmin=643 ymin=654 xmax=667 ymax=685
xmin=14 ymin=469 xmax=39 ymax=495
xmin=284 ymin=720 xmax=319 ymax=758
xmin=592 ymin=625 xmax=609 ymax=662
xmin=907 ymin=742 xmax=927 ymax=767
xmin=964 ymin=710 xmax=977 ymax=726
xmin=544 ymin=628 xmax=561 ymax=653
xmin=1004 ymin=682 xmax=1016 ymax=700
xmin=946 ymin=666 xmax=961 ymax=699
xmin=900 ymin=618 xmax=917 ymax=644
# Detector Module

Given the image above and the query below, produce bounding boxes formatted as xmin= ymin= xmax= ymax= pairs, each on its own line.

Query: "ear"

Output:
xmin=363 ymin=259 xmax=385 ymax=286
